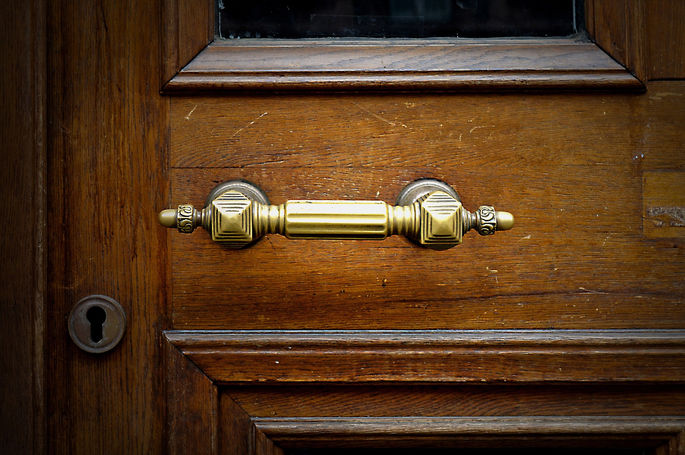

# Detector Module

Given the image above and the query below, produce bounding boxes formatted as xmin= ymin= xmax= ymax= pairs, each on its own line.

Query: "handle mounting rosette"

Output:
xmin=158 ymin=179 xmax=514 ymax=250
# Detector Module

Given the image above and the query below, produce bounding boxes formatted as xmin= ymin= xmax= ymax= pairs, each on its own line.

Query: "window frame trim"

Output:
xmin=161 ymin=0 xmax=643 ymax=93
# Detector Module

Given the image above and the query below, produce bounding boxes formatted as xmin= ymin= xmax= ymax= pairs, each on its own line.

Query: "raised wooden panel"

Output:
xmin=168 ymin=85 xmax=685 ymax=330
xmin=166 ymin=333 xmax=685 ymax=454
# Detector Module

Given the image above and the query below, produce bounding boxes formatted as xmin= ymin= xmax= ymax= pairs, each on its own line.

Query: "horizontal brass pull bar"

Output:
xmin=158 ymin=179 xmax=514 ymax=250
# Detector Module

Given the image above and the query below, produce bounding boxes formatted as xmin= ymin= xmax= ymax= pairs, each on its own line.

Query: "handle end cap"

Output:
xmin=496 ymin=211 xmax=515 ymax=231
xmin=158 ymin=209 xmax=177 ymax=228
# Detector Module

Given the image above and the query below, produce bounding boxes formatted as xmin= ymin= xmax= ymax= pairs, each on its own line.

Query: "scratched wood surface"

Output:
xmin=643 ymin=171 xmax=685 ymax=239
xmin=168 ymin=82 xmax=685 ymax=329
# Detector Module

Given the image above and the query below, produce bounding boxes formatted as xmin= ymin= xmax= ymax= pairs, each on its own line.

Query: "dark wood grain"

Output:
xmin=163 ymin=0 xmax=214 ymax=84
xmin=588 ymin=0 xmax=685 ymax=81
xmin=167 ymin=340 xmax=216 ymax=454
xmin=168 ymin=86 xmax=685 ymax=329
xmin=166 ymin=330 xmax=685 ymax=383
xmin=218 ymin=392 xmax=252 ymax=455
xmin=645 ymin=0 xmax=685 ymax=79
xmin=588 ymin=0 xmax=629 ymax=74
xmin=0 ymin=0 xmax=46 ymax=453
xmin=35 ymin=1 xmax=685 ymax=453
xmin=46 ymin=0 xmax=169 ymax=452
xmin=228 ymin=384 xmax=685 ymax=418
xmin=253 ymin=416 xmax=685 ymax=450
xmin=164 ymin=38 xmax=642 ymax=92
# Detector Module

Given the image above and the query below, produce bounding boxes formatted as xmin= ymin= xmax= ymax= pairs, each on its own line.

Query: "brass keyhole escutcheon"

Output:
xmin=68 ymin=295 xmax=126 ymax=354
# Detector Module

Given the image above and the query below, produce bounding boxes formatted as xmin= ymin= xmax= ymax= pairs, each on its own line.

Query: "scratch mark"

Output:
xmin=458 ymin=133 xmax=463 ymax=141
xmin=601 ymin=234 xmax=611 ymax=247
xmin=649 ymin=92 xmax=684 ymax=100
xmin=578 ymin=287 xmax=608 ymax=295
xmin=231 ymin=112 xmax=269 ymax=138
xmin=353 ymin=102 xmax=408 ymax=128
xmin=469 ymin=125 xmax=494 ymax=134
xmin=184 ymin=104 xmax=198 ymax=120
xmin=520 ymin=234 xmax=531 ymax=240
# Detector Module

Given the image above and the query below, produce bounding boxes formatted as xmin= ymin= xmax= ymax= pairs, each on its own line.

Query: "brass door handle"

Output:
xmin=158 ymin=179 xmax=514 ymax=250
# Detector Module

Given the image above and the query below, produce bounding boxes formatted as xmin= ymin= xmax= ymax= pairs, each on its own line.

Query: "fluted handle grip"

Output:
xmin=158 ymin=180 xmax=514 ymax=250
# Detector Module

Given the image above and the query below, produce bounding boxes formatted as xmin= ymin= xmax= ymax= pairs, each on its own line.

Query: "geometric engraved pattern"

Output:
xmin=419 ymin=191 xmax=463 ymax=250
xmin=211 ymin=190 xmax=253 ymax=249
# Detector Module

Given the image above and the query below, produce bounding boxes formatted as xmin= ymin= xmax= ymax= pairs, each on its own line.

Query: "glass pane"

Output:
xmin=217 ymin=0 xmax=583 ymax=39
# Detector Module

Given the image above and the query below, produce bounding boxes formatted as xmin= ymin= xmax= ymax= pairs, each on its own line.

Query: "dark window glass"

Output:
xmin=217 ymin=0 xmax=583 ymax=39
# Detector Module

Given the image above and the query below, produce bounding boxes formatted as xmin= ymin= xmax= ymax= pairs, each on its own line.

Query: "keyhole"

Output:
xmin=86 ymin=306 xmax=106 ymax=343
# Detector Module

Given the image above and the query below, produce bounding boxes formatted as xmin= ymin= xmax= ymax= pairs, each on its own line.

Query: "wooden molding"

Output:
xmin=165 ymin=337 xmax=218 ymax=454
xmin=162 ymin=0 xmax=648 ymax=92
xmin=162 ymin=38 xmax=642 ymax=93
xmin=254 ymin=416 xmax=685 ymax=451
xmin=165 ymin=330 xmax=685 ymax=455
xmin=162 ymin=0 xmax=214 ymax=85
xmin=165 ymin=329 xmax=685 ymax=384
xmin=166 ymin=334 xmax=685 ymax=454
xmin=586 ymin=0 xmax=685 ymax=81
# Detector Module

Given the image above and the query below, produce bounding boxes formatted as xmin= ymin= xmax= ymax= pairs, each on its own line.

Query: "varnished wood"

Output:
xmin=168 ymin=85 xmax=685 ymax=330
xmin=228 ymin=384 xmax=685 ymax=418
xmin=0 ymin=0 xmax=46 ymax=453
xmin=164 ymin=38 xmax=642 ymax=92
xmin=253 ymin=416 xmax=685 ymax=450
xmin=166 ymin=330 xmax=685 ymax=383
xmin=587 ymin=0 xmax=685 ymax=81
xmin=645 ymin=0 xmax=685 ymax=79
xmin=46 ymin=0 xmax=169 ymax=452
xmin=643 ymin=171 xmax=685 ymax=239
xmin=218 ymin=393 xmax=252 ymax=455
xmin=166 ymin=340 xmax=217 ymax=454
xmin=163 ymin=0 xmax=213 ymax=84
xmin=29 ymin=0 xmax=685 ymax=453
xmin=587 ymin=0 xmax=630 ymax=76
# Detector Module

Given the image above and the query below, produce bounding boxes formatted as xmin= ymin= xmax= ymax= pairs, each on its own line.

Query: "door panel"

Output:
xmin=168 ymin=89 xmax=684 ymax=329
xmin=15 ymin=0 xmax=682 ymax=453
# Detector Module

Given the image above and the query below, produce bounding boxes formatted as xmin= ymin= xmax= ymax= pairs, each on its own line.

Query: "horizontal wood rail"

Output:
xmin=165 ymin=329 xmax=685 ymax=384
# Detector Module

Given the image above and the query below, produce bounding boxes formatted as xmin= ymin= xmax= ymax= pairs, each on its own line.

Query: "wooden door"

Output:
xmin=3 ymin=0 xmax=685 ymax=453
